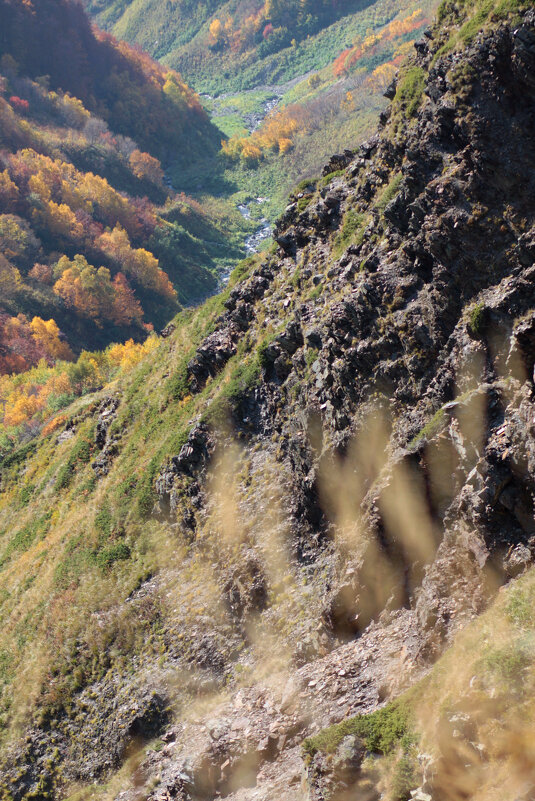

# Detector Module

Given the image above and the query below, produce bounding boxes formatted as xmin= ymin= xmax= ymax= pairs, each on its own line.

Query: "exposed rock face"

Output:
xmin=92 ymin=395 xmax=120 ymax=476
xmin=145 ymin=9 xmax=535 ymax=797
xmin=160 ymin=8 xmax=535 ymax=614
xmin=4 ymin=8 xmax=535 ymax=801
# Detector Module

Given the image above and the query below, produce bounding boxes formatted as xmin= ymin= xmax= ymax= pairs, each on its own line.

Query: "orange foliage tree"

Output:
xmin=0 ymin=334 xmax=159 ymax=433
xmin=111 ymin=272 xmax=144 ymax=326
xmin=209 ymin=18 xmax=226 ymax=48
xmin=129 ymin=150 xmax=164 ymax=187
xmin=53 ymin=254 xmax=116 ymax=322
xmin=7 ymin=150 xmax=156 ymax=243
xmin=221 ymin=105 xmax=309 ymax=163
xmin=0 ymin=313 xmax=73 ymax=375
xmin=98 ymin=225 xmax=176 ymax=300
xmin=53 ymin=253 xmax=147 ymax=326
xmin=30 ymin=317 xmax=74 ymax=361
xmin=332 ymin=9 xmax=426 ymax=78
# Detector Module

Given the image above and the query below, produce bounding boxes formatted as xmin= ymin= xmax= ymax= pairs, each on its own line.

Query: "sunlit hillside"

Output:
xmin=0 ymin=0 xmax=252 ymax=365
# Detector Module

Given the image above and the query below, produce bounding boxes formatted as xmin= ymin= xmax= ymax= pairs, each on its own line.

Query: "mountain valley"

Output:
xmin=1 ymin=1 xmax=535 ymax=800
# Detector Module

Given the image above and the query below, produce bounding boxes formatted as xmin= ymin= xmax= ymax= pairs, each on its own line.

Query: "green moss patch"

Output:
xmin=468 ymin=302 xmax=487 ymax=337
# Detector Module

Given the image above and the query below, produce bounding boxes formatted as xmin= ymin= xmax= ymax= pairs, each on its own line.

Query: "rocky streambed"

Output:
xmin=237 ymin=197 xmax=272 ymax=255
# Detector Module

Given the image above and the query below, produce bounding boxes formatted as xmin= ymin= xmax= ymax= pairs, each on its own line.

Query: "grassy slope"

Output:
xmin=0 ymin=255 xmax=271 ymax=774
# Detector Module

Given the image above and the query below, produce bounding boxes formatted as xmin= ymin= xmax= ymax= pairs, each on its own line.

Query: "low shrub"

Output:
xmin=303 ymin=700 xmax=412 ymax=758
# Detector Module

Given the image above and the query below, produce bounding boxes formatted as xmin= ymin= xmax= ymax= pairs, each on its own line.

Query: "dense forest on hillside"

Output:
xmin=85 ymin=0 xmax=433 ymax=93
xmin=0 ymin=0 xmax=220 ymax=162
xmin=0 ymin=0 xmax=254 ymax=374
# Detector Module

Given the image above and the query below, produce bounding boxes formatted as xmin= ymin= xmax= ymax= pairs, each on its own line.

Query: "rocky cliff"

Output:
xmin=1 ymin=3 xmax=535 ymax=800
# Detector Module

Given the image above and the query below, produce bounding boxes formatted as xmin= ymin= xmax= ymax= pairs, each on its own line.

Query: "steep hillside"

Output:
xmin=85 ymin=0 xmax=386 ymax=92
xmin=0 ymin=0 xmax=220 ymax=164
xmin=0 ymin=0 xmax=250 ymax=364
xmin=1 ymin=2 xmax=535 ymax=800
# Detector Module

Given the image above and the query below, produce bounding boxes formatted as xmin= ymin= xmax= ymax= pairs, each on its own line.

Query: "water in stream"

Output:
xmin=238 ymin=197 xmax=272 ymax=254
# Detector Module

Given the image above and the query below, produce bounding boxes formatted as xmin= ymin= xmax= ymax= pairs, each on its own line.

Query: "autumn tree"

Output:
xmin=368 ymin=62 xmax=398 ymax=92
xmin=56 ymin=92 xmax=90 ymax=128
xmin=0 ymin=170 xmax=19 ymax=212
xmin=9 ymin=96 xmax=29 ymax=113
xmin=0 ymin=253 xmax=22 ymax=298
xmin=98 ymin=225 xmax=176 ymax=300
xmin=0 ymin=313 xmax=72 ymax=375
xmin=36 ymin=200 xmax=84 ymax=242
xmin=111 ymin=272 xmax=144 ymax=326
xmin=341 ymin=90 xmax=355 ymax=113
xmin=53 ymin=254 xmax=115 ymax=322
xmin=0 ymin=214 xmax=40 ymax=267
xmin=209 ymin=18 xmax=226 ymax=49
xmin=129 ymin=150 xmax=164 ymax=187
xmin=30 ymin=316 xmax=74 ymax=361
xmin=29 ymin=262 xmax=54 ymax=284
xmin=222 ymin=104 xmax=309 ymax=163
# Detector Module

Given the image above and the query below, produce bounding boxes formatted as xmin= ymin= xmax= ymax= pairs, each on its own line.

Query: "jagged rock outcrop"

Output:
xmin=92 ymin=395 xmax=121 ymax=476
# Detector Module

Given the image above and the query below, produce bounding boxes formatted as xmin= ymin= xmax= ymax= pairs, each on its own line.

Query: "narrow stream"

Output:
xmin=238 ymin=197 xmax=272 ymax=253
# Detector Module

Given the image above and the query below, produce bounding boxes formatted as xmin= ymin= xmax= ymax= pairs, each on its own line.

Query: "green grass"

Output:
xmin=85 ymin=0 xmax=439 ymax=242
xmin=481 ymin=642 xmax=531 ymax=683
xmin=95 ymin=543 xmax=131 ymax=570
xmin=333 ymin=208 xmax=366 ymax=256
xmin=294 ymin=177 xmax=319 ymax=194
xmin=95 ymin=504 xmax=113 ymax=539
xmin=408 ymin=407 xmax=447 ymax=449
xmin=376 ymin=173 xmax=403 ymax=212
xmin=308 ymin=284 xmax=324 ymax=302
xmin=507 ymin=582 xmax=535 ymax=628
xmin=319 ymin=169 xmax=346 ymax=188
xmin=55 ymin=434 xmax=94 ymax=491
xmin=434 ymin=0 xmax=529 ymax=61
xmin=203 ymin=349 xmax=263 ymax=427
xmin=0 ymin=512 xmax=52 ymax=568
xmin=392 ymin=67 xmax=426 ymax=121
xmin=18 ymin=484 xmax=35 ymax=508
xmin=297 ymin=196 xmax=313 ymax=212
xmin=303 ymin=699 xmax=413 ymax=758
